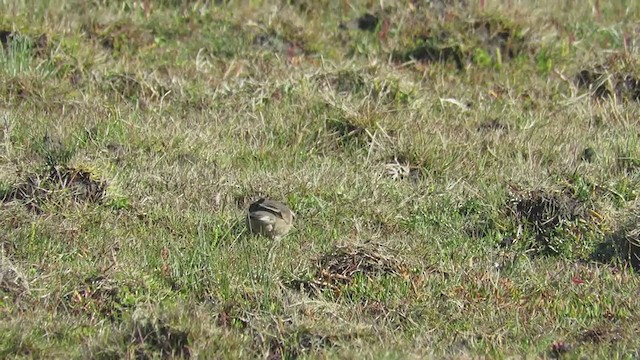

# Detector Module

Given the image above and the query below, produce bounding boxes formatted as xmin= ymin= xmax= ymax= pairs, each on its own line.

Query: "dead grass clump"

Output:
xmin=288 ymin=243 xmax=409 ymax=296
xmin=5 ymin=165 xmax=107 ymax=212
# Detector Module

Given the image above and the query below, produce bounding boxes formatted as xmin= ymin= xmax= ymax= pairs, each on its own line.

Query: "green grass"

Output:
xmin=1 ymin=0 xmax=640 ymax=358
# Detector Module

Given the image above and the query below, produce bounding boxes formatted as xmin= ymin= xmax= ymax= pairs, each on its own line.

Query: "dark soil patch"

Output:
xmin=508 ymin=189 xmax=586 ymax=231
xmin=0 ymin=30 xmax=11 ymax=47
xmin=287 ymin=243 xmax=408 ymax=297
xmin=2 ymin=165 xmax=107 ymax=212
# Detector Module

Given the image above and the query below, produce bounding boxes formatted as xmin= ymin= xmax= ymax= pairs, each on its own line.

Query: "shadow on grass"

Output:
xmin=591 ymin=217 xmax=640 ymax=271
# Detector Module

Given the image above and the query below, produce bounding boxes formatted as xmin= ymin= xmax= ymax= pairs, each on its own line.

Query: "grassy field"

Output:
xmin=1 ymin=0 xmax=640 ymax=358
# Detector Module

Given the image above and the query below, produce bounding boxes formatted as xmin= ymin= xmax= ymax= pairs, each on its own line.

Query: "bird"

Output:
xmin=246 ymin=198 xmax=295 ymax=240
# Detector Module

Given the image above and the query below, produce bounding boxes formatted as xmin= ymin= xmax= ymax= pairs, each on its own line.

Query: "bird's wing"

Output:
xmin=255 ymin=201 xmax=286 ymax=219
xmin=249 ymin=211 xmax=277 ymax=225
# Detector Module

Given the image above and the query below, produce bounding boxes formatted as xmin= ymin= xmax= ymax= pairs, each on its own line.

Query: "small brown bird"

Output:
xmin=246 ymin=198 xmax=295 ymax=240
